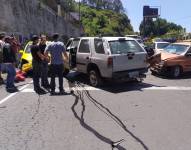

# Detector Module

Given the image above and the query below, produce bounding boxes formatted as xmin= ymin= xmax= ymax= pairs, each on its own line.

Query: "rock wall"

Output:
xmin=0 ymin=0 xmax=82 ymax=40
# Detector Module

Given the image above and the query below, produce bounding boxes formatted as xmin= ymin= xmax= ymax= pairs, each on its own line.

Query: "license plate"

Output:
xmin=129 ymin=71 xmax=139 ymax=78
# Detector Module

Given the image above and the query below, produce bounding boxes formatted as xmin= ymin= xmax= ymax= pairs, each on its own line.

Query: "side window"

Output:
xmin=78 ymin=39 xmax=90 ymax=53
xmin=94 ymin=39 xmax=105 ymax=54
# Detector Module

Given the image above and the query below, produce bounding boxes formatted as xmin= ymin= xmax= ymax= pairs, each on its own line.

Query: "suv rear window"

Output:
xmin=109 ymin=40 xmax=144 ymax=54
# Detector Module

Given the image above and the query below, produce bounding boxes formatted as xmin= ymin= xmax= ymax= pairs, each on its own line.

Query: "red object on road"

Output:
xmin=15 ymin=70 xmax=26 ymax=82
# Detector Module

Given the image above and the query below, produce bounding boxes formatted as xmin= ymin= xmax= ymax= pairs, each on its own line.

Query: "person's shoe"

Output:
xmin=6 ymin=87 xmax=19 ymax=93
xmin=35 ymin=88 xmax=46 ymax=95
xmin=50 ymin=90 xmax=56 ymax=96
xmin=59 ymin=89 xmax=66 ymax=95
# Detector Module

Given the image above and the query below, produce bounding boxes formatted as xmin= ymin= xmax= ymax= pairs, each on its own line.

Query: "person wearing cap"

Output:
xmin=0 ymin=33 xmax=5 ymax=84
xmin=1 ymin=36 xmax=18 ymax=92
xmin=45 ymin=33 xmax=69 ymax=95
xmin=31 ymin=35 xmax=47 ymax=94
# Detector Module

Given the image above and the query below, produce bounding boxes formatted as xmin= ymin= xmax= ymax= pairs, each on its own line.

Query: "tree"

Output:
xmin=139 ymin=18 xmax=183 ymax=37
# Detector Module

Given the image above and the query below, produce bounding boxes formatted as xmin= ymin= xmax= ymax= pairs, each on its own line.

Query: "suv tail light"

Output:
xmin=107 ymin=57 xmax=113 ymax=68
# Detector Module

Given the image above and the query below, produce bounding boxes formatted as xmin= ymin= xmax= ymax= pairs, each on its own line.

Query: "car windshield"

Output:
xmin=157 ymin=43 xmax=169 ymax=49
xmin=163 ymin=44 xmax=189 ymax=55
xmin=109 ymin=40 xmax=144 ymax=54
xmin=25 ymin=44 xmax=32 ymax=53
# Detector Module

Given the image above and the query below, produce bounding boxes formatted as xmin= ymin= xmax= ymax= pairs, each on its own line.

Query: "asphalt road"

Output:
xmin=0 ymin=72 xmax=191 ymax=150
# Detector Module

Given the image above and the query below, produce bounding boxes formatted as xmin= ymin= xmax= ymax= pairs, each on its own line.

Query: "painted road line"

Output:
xmin=0 ymin=81 xmax=32 ymax=105
xmin=143 ymin=86 xmax=191 ymax=91
xmin=21 ymin=86 xmax=191 ymax=93
xmin=21 ymin=86 xmax=100 ymax=93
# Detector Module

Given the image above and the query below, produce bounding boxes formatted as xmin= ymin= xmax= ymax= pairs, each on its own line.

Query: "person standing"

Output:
xmin=31 ymin=35 xmax=46 ymax=94
xmin=45 ymin=33 xmax=68 ymax=95
xmin=39 ymin=35 xmax=50 ymax=89
xmin=1 ymin=36 xmax=18 ymax=92
xmin=0 ymin=33 xmax=5 ymax=84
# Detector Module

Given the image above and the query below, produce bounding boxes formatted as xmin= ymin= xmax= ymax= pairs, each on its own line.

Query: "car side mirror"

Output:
xmin=19 ymin=50 xmax=24 ymax=55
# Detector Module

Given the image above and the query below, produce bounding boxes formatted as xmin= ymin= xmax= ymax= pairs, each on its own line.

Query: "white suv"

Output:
xmin=65 ymin=37 xmax=148 ymax=87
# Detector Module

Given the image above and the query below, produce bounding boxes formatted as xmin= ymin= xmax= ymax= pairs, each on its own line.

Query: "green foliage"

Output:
xmin=81 ymin=0 xmax=124 ymax=13
xmin=139 ymin=18 xmax=183 ymax=38
xmin=80 ymin=5 xmax=133 ymax=36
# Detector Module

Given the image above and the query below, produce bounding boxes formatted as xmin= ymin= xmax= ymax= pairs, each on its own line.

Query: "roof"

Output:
xmin=155 ymin=41 xmax=169 ymax=44
xmin=79 ymin=37 xmax=136 ymax=41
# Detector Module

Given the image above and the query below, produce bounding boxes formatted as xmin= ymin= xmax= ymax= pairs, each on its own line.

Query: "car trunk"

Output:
xmin=112 ymin=52 xmax=147 ymax=72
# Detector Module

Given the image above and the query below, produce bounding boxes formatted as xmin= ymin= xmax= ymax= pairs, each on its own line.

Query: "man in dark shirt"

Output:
xmin=1 ymin=36 xmax=18 ymax=92
xmin=31 ymin=35 xmax=46 ymax=94
xmin=39 ymin=35 xmax=50 ymax=88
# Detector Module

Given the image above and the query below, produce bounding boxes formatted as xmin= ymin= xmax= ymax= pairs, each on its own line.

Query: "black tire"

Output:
xmin=170 ymin=66 xmax=181 ymax=78
xmin=89 ymin=69 xmax=103 ymax=87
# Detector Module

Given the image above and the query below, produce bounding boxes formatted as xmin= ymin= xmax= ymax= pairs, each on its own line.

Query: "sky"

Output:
xmin=121 ymin=0 xmax=191 ymax=33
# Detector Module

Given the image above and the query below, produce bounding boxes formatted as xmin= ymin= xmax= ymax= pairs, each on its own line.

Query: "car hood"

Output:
xmin=161 ymin=52 xmax=179 ymax=61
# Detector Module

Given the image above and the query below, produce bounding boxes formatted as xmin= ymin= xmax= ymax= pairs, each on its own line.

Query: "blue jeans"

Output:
xmin=1 ymin=63 xmax=16 ymax=88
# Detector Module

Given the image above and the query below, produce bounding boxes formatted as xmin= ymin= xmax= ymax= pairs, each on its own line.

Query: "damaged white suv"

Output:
xmin=65 ymin=37 xmax=148 ymax=87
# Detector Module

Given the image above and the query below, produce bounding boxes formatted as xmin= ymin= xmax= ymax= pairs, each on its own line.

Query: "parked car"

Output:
xmin=150 ymin=42 xmax=191 ymax=78
xmin=152 ymin=41 xmax=170 ymax=53
xmin=65 ymin=37 xmax=148 ymax=87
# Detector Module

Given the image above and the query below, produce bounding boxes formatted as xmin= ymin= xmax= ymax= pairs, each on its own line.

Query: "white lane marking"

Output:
xmin=21 ymin=86 xmax=191 ymax=93
xmin=143 ymin=86 xmax=191 ymax=91
xmin=0 ymin=81 xmax=32 ymax=105
xmin=22 ymin=86 xmax=100 ymax=93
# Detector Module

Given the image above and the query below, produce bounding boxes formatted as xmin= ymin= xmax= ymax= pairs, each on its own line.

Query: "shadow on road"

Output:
xmin=66 ymin=72 xmax=162 ymax=93
xmin=71 ymin=82 xmax=149 ymax=150
xmin=151 ymin=72 xmax=191 ymax=80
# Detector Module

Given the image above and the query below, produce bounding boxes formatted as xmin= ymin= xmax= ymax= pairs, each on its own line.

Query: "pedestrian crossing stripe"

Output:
xmin=21 ymin=86 xmax=191 ymax=93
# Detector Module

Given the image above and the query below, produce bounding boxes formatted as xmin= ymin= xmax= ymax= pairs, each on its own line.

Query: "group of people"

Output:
xmin=30 ymin=33 xmax=69 ymax=95
xmin=0 ymin=32 xmax=20 ymax=93
xmin=0 ymin=32 xmax=71 ymax=95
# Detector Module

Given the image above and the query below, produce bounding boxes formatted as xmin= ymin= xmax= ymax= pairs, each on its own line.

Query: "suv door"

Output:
xmin=66 ymin=38 xmax=80 ymax=69
xmin=76 ymin=39 xmax=91 ymax=73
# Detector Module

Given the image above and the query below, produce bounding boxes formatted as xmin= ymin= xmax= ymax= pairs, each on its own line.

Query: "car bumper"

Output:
xmin=112 ymin=68 xmax=148 ymax=79
xmin=150 ymin=64 xmax=168 ymax=75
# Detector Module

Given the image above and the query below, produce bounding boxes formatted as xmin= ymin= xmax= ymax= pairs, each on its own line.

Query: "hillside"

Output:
xmin=80 ymin=5 xmax=134 ymax=36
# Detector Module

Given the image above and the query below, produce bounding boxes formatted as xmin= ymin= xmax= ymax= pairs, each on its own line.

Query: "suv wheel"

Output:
xmin=170 ymin=66 xmax=181 ymax=78
xmin=89 ymin=70 xmax=102 ymax=87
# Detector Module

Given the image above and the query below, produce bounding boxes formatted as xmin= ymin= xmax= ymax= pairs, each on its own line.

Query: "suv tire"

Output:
xmin=89 ymin=69 xmax=102 ymax=87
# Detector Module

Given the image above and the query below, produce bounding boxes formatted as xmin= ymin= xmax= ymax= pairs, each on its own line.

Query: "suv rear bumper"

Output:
xmin=112 ymin=68 xmax=148 ymax=79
